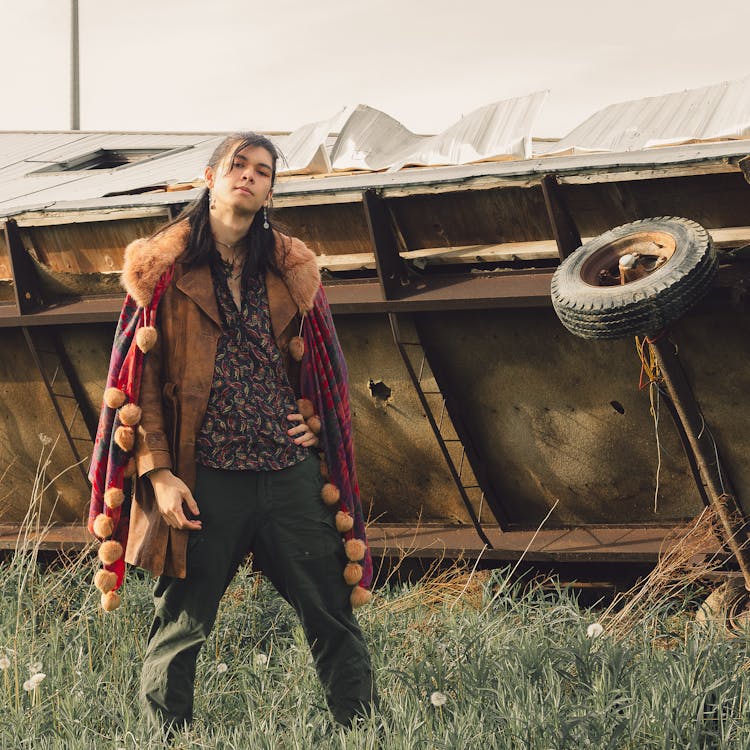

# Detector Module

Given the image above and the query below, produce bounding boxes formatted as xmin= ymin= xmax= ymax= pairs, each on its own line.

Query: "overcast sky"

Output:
xmin=3 ymin=0 xmax=750 ymax=138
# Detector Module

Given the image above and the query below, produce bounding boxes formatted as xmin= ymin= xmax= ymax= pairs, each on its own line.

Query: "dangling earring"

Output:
xmin=263 ymin=205 xmax=270 ymax=230
xmin=209 ymin=190 xmax=216 ymax=210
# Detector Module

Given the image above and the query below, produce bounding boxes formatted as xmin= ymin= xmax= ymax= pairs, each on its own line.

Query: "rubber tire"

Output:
xmin=696 ymin=577 xmax=749 ymax=631
xmin=551 ymin=217 xmax=718 ymax=340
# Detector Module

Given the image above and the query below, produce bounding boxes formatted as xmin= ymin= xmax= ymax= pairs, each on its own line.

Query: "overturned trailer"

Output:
xmin=0 ymin=131 xmax=748 ymax=580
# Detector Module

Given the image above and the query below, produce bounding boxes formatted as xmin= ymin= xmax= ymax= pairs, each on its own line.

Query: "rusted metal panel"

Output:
xmin=367 ymin=523 xmax=720 ymax=562
xmin=22 ymin=216 xmax=167 ymax=275
xmin=414 ymin=305 xmax=711 ymax=530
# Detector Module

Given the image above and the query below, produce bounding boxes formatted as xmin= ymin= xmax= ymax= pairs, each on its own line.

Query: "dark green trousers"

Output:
xmin=140 ymin=454 xmax=376 ymax=729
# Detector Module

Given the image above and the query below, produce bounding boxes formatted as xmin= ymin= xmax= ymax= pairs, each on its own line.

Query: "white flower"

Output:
xmin=23 ymin=673 xmax=46 ymax=691
xmin=38 ymin=433 xmax=52 ymax=446
xmin=429 ymin=691 xmax=447 ymax=707
xmin=254 ymin=653 xmax=268 ymax=667
xmin=216 ymin=662 xmax=228 ymax=674
xmin=0 ymin=655 xmax=10 ymax=670
xmin=586 ymin=623 xmax=604 ymax=639
xmin=28 ymin=661 xmax=43 ymax=674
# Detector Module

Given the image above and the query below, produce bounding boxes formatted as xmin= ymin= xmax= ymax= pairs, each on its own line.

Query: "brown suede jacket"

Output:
xmin=119 ymin=220 xmax=321 ymax=579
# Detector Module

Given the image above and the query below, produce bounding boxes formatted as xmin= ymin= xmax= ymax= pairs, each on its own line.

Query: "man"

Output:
xmin=87 ymin=132 xmax=376 ymax=732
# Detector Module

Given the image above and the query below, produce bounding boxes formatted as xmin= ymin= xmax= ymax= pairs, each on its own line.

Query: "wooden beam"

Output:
xmin=316 ymin=227 xmax=750 ymax=272
xmin=362 ymin=189 xmax=412 ymax=300
xmin=4 ymin=219 xmax=43 ymax=315
xmin=541 ymin=174 xmax=582 ymax=260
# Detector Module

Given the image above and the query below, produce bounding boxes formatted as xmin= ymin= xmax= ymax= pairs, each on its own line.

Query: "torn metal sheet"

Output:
xmin=330 ymin=93 xmax=548 ymax=171
xmin=543 ymin=75 xmax=750 ymax=155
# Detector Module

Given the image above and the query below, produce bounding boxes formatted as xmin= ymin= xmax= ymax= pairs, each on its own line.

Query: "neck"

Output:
xmin=209 ymin=208 xmax=256 ymax=260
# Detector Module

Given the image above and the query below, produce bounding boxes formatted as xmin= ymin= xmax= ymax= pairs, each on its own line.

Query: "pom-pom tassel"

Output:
xmin=104 ymin=487 xmax=125 ymax=509
xmin=92 ymin=513 xmax=114 ymax=539
xmin=94 ymin=569 xmax=118 ymax=594
xmin=307 ymin=415 xmax=321 ymax=435
xmin=335 ymin=511 xmax=354 ymax=533
xmin=101 ymin=591 xmax=121 ymax=612
xmin=321 ymin=483 xmax=340 ymax=507
xmin=118 ymin=403 xmax=142 ymax=426
xmin=344 ymin=538 xmax=366 ymax=562
xmin=104 ymin=387 xmax=126 ymax=409
xmin=289 ymin=336 xmax=305 ymax=362
xmin=297 ymin=398 xmax=314 ymax=419
xmin=114 ymin=426 xmax=135 ymax=452
xmin=350 ymin=586 xmax=372 ymax=608
xmin=135 ymin=326 xmax=158 ymax=353
xmin=344 ymin=562 xmax=363 ymax=586
xmin=98 ymin=540 xmax=123 ymax=566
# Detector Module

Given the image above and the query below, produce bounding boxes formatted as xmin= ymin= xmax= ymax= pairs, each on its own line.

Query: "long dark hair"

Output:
xmin=161 ymin=132 xmax=286 ymax=281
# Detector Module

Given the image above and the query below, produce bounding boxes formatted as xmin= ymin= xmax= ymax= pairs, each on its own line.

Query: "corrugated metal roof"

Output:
xmin=331 ymin=94 xmax=547 ymax=171
xmin=2 ymin=79 xmax=750 ymax=218
xmin=542 ymin=76 xmax=750 ymax=155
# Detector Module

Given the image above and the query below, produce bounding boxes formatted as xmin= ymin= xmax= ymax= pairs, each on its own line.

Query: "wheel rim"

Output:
xmin=580 ymin=231 xmax=677 ymax=287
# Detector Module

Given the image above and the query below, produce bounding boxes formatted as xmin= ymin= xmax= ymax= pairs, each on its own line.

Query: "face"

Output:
xmin=205 ymin=143 xmax=274 ymax=217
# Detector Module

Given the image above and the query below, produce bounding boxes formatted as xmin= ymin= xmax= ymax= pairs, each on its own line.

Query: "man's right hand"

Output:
xmin=148 ymin=469 xmax=202 ymax=531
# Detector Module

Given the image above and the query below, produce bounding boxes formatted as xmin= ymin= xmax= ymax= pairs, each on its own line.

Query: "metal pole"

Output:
xmin=651 ymin=336 xmax=750 ymax=590
xmin=70 ymin=0 xmax=80 ymax=130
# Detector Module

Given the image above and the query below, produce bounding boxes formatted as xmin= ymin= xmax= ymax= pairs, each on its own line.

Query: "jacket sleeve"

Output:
xmin=134 ymin=325 xmax=173 ymax=477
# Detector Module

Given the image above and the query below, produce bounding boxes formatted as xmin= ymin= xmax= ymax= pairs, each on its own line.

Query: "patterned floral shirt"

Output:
xmin=194 ymin=250 xmax=308 ymax=471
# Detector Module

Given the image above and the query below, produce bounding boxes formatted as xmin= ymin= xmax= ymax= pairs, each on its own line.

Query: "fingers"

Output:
xmin=184 ymin=491 xmax=201 ymax=518
xmin=158 ymin=491 xmax=202 ymax=531
xmin=166 ymin=505 xmax=202 ymax=531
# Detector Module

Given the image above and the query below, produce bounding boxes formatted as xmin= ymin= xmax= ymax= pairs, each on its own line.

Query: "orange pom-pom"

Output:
xmin=335 ymin=511 xmax=354 ymax=533
xmin=135 ymin=326 xmax=158 ymax=353
xmin=350 ymin=586 xmax=372 ymax=608
xmin=118 ymin=403 xmax=142 ymax=426
xmin=344 ymin=538 xmax=366 ymax=562
xmin=123 ymin=458 xmax=136 ymax=479
xmin=114 ymin=426 xmax=135 ymax=452
xmin=307 ymin=415 xmax=321 ymax=435
xmin=98 ymin=540 xmax=123 ymax=566
xmin=289 ymin=336 xmax=305 ymax=362
xmin=94 ymin=569 xmax=117 ymax=594
xmin=321 ymin=483 xmax=340 ymax=507
xmin=104 ymin=387 xmax=126 ymax=409
xmin=297 ymin=398 xmax=314 ymax=419
xmin=92 ymin=513 xmax=114 ymax=539
xmin=101 ymin=591 xmax=121 ymax=612
xmin=344 ymin=562 xmax=363 ymax=586
xmin=104 ymin=487 xmax=124 ymax=509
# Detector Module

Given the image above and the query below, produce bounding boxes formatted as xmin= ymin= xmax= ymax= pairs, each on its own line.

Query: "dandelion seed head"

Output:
xmin=216 ymin=662 xmax=228 ymax=674
xmin=28 ymin=661 xmax=43 ymax=674
xmin=38 ymin=433 xmax=52 ymax=446
xmin=254 ymin=652 xmax=268 ymax=667
xmin=0 ymin=655 xmax=10 ymax=670
xmin=430 ymin=690 xmax=447 ymax=707
xmin=586 ymin=623 xmax=604 ymax=638
xmin=23 ymin=673 xmax=45 ymax=691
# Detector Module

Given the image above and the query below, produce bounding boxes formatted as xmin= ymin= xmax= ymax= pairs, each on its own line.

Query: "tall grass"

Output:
xmin=1 ymin=451 xmax=749 ymax=748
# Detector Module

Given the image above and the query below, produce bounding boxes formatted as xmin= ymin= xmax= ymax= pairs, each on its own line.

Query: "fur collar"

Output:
xmin=121 ymin=220 xmax=320 ymax=312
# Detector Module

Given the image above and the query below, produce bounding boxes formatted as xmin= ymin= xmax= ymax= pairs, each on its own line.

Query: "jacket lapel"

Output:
xmin=265 ymin=269 xmax=298 ymax=341
xmin=175 ymin=263 xmax=222 ymax=329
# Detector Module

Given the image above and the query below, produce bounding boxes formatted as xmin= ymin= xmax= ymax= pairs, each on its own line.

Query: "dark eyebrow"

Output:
xmin=258 ymin=162 xmax=273 ymax=171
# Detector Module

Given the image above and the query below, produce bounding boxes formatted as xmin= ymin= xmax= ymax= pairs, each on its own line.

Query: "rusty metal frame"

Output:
xmin=362 ymin=188 xmax=412 ymax=300
xmin=5 ymin=218 xmax=43 ymax=315
xmin=22 ymin=327 xmax=91 ymax=485
xmin=651 ymin=336 xmax=750 ymax=588
xmin=541 ymin=174 xmax=583 ymax=261
xmin=362 ymin=186 xmax=499 ymax=546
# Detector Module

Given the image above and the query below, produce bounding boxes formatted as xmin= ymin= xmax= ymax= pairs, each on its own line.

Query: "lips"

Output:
xmin=235 ymin=186 xmax=253 ymax=195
